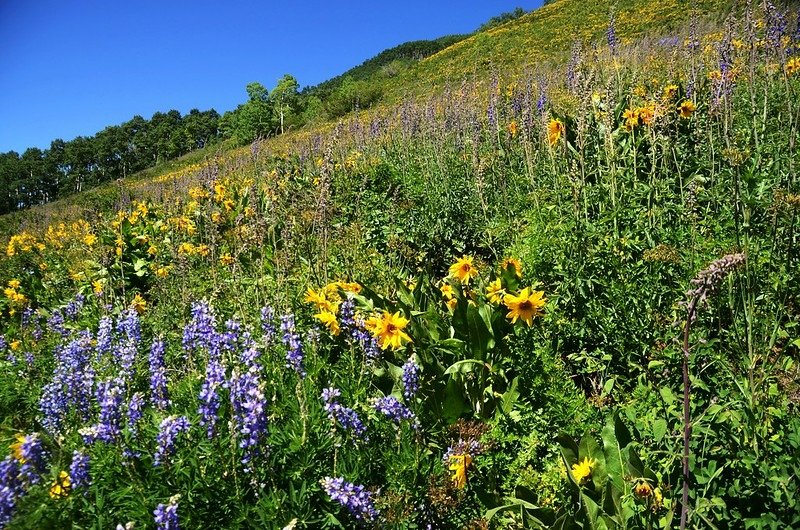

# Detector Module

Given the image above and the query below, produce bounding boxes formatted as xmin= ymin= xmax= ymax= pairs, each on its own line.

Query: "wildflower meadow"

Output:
xmin=1 ymin=1 xmax=799 ymax=529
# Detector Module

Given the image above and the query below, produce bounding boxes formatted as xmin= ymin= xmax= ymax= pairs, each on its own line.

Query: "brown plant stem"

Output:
xmin=681 ymin=296 xmax=699 ymax=530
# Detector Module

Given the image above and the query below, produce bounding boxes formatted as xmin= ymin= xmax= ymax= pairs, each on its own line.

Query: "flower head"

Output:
xmin=49 ymin=471 xmax=71 ymax=499
xmin=449 ymin=454 xmax=473 ymax=489
xmin=571 ymin=457 xmax=596 ymax=484
xmin=486 ymin=278 xmax=506 ymax=304
xmin=548 ymin=119 xmax=565 ymax=145
xmin=503 ymin=288 xmax=546 ymax=326
xmin=679 ymin=99 xmax=696 ymax=118
xmin=315 ymin=311 xmax=340 ymax=336
xmin=449 ymin=256 xmax=479 ymax=284
xmin=371 ymin=311 xmax=412 ymax=350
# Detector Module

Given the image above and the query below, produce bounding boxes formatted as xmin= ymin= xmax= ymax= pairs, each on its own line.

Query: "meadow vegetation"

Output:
xmin=0 ymin=1 xmax=799 ymax=529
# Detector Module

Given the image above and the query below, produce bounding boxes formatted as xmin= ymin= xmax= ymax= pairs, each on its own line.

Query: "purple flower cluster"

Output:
xmin=280 ymin=314 xmax=306 ymax=377
xmin=229 ymin=369 xmax=268 ymax=471
xmin=321 ymin=476 xmax=378 ymax=522
xmin=443 ymin=438 xmax=482 ymax=465
xmin=91 ymin=378 xmax=125 ymax=443
xmin=260 ymin=306 xmax=276 ymax=345
xmin=127 ymin=392 xmax=145 ymax=436
xmin=149 ymin=339 xmax=170 ymax=410
xmin=48 ymin=309 xmax=69 ymax=338
xmin=40 ymin=332 xmax=94 ymax=434
xmin=0 ymin=457 xmax=22 ymax=526
xmin=65 ymin=293 xmax=85 ymax=321
xmin=372 ymin=396 xmax=416 ymax=426
xmin=401 ymin=357 xmax=421 ymax=399
xmin=322 ymin=387 xmax=367 ymax=439
xmin=69 ymin=450 xmax=91 ymax=490
xmin=153 ymin=496 xmax=180 ymax=530
xmin=96 ymin=316 xmax=114 ymax=358
xmin=198 ymin=359 xmax=226 ymax=438
xmin=766 ymin=2 xmax=788 ymax=51
xmin=182 ymin=300 xmax=218 ymax=353
xmin=607 ymin=13 xmax=618 ymax=55
xmin=18 ymin=434 xmax=46 ymax=485
xmin=154 ymin=416 xmax=191 ymax=466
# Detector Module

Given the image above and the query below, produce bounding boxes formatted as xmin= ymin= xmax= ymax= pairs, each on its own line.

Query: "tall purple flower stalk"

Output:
xmin=18 ymin=434 xmax=46 ymax=485
xmin=0 ymin=457 xmax=22 ymax=526
xmin=182 ymin=300 xmax=217 ymax=353
xmin=93 ymin=378 xmax=125 ymax=443
xmin=127 ymin=392 xmax=145 ymax=436
xmin=154 ymin=416 xmax=191 ymax=466
xmin=154 ymin=496 xmax=180 ymax=530
xmin=321 ymin=477 xmax=378 ymax=522
xmin=229 ymin=369 xmax=268 ymax=471
xmin=260 ymin=306 xmax=276 ymax=345
xmin=150 ymin=339 xmax=170 ymax=410
xmin=372 ymin=396 xmax=416 ymax=426
xmin=402 ymin=357 xmax=421 ymax=399
xmin=40 ymin=332 xmax=94 ymax=435
xmin=69 ymin=450 xmax=91 ymax=490
xmin=607 ymin=13 xmax=618 ymax=55
xmin=321 ymin=387 xmax=367 ymax=439
xmin=280 ymin=314 xmax=306 ymax=377
xmin=198 ymin=359 xmax=226 ymax=438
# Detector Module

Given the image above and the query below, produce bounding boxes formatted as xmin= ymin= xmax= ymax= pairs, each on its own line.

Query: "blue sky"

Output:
xmin=0 ymin=0 xmax=542 ymax=153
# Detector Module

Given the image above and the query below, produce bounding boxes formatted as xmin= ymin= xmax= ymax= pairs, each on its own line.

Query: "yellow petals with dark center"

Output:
xmin=503 ymin=288 xmax=546 ymax=326
xmin=449 ymin=256 xmax=478 ymax=284
xmin=371 ymin=311 xmax=412 ymax=350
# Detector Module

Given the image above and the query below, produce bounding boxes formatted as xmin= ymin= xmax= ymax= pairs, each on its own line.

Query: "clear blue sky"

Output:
xmin=0 ymin=0 xmax=542 ymax=153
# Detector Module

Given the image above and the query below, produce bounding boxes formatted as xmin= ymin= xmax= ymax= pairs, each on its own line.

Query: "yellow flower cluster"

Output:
xmin=4 ymin=280 xmax=27 ymax=305
xmin=786 ymin=57 xmax=800 ymax=77
xmin=6 ymin=232 xmax=41 ymax=257
xmin=365 ymin=311 xmax=412 ymax=350
xmin=571 ymin=457 xmax=596 ymax=484
xmin=305 ymin=281 xmax=363 ymax=337
xmin=623 ymin=104 xmax=657 ymax=131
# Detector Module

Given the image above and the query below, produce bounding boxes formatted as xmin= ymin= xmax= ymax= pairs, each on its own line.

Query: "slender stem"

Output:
xmin=680 ymin=296 xmax=699 ymax=530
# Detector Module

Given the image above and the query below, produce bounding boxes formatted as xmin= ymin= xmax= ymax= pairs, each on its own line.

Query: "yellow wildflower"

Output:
xmin=786 ymin=57 xmax=800 ymax=76
xmin=501 ymin=257 xmax=523 ymax=278
xmin=503 ymin=288 xmax=546 ymax=326
xmin=547 ymin=119 xmax=565 ymax=145
xmin=449 ymin=454 xmax=473 ymax=489
xmin=571 ymin=457 xmax=596 ymax=484
xmin=9 ymin=434 xmax=26 ymax=461
xmin=449 ymin=256 xmax=478 ymax=285
xmin=315 ymin=311 xmax=341 ymax=336
xmin=10 ymin=341 xmax=21 ymax=351
xmin=486 ymin=278 xmax=506 ymax=304
xmin=131 ymin=294 xmax=146 ymax=314
xmin=219 ymin=254 xmax=235 ymax=266
xmin=446 ymin=298 xmax=458 ymax=311
xmin=662 ymin=84 xmax=678 ymax=100
xmin=371 ymin=311 xmax=412 ymax=350
xmin=634 ymin=479 xmax=654 ymax=498
xmin=83 ymin=234 xmax=97 ymax=247
xmin=7 ymin=280 xmax=20 ymax=289
xmin=49 ymin=471 xmax=71 ymax=499
xmin=155 ymin=267 xmax=171 ymax=278
xmin=507 ymin=120 xmax=518 ymax=138
xmin=440 ymin=283 xmax=455 ymax=300
xmin=679 ymin=99 xmax=696 ymax=118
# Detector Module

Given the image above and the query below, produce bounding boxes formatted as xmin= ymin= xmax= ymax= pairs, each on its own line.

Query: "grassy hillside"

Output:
xmin=1 ymin=0 xmax=799 ymax=528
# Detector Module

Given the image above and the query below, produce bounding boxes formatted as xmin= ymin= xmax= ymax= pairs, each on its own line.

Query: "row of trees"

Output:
xmin=0 ymin=108 xmax=220 ymax=214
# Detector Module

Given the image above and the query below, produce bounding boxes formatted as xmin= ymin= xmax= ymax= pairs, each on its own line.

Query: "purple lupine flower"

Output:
xmin=536 ymin=81 xmax=547 ymax=115
xmin=443 ymin=438 xmax=483 ymax=465
xmin=229 ymin=369 xmax=268 ymax=471
xmin=116 ymin=309 xmax=141 ymax=344
xmin=260 ymin=306 xmax=276 ymax=345
xmin=65 ymin=293 xmax=85 ymax=321
xmin=40 ymin=332 xmax=94 ymax=434
xmin=150 ymin=339 xmax=170 ymax=410
xmin=766 ymin=2 xmax=788 ymax=51
xmin=0 ymin=456 xmax=23 ymax=526
xmin=18 ymin=433 xmax=46 ymax=485
xmin=607 ymin=13 xmax=618 ymax=55
xmin=198 ymin=359 xmax=226 ymax=438
xmin=182 ymin=300 xmax=217 ymax=353
xmin=339 ymin=299 xmax=356 ymax=334
xmin=280 ymin=314 xmax=306 ymax=377
xmin=153 ymin=496 xmax=180 ymax=530
xmin=116 ymin=340 xmax=138 ymax=381
xmin=21 ymin=308 xmax=35 ymax=328
xmin=401 ymin=357 xmax=421 ymax=399
xmin=154 ymin=416 xmax=191 ymax=466
xmin=321 ymin=477 xmax=378 ymax=522
xmin=221 ymin=319 xmax=243 ymax=352
xmin=93 ymin=378 xmax=125 ymax=443
xmin=48 ymin=309 xmax=69 ymax=338
xmin=127 ymin=392 xmax=145 ymax=436
xmin=321 ymin=387 xmax=367 ymax=439
xmin=69 ymin=450 xmax=90 ymax=490
xmin=350 ymin=322 xmax=380 ymax=363
xmin=372 ymin=396 xmax=416 ymax=425
xmin=96 ymin=316 xmax=114 ymax=358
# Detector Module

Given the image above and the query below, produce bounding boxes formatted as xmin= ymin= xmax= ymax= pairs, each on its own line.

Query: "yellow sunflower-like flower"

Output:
xmin=507 ymin=120 xmax=518 ymax=138
xmin=304 ymin=287 xmax=338 ymax=313
xmin=449 ymin=454 xmax=473 ymax=489
xmin=571 ymin=457 xmax=596 ymax=484
xmin=440 ymin=283 xmax=455 ymax=300
xmin=315 ymin=311 xmax=340 ymax=336
xmin=446 ymin=298 xmax=458 ymax=311
xmin=785 ymin=57 xmax=800 ymax=77
xmin=503 ymin=288 xmax=546 ymax=326
xmin=662 ymin=84 xmax=678 ymax=100
xmin=49 ymin=471 xmax=71 ymax=499
xmin=7 ymin=279 xmax=21 ymax=290
xmin=634 ymin=479 xmax=654 ymax=498
xmin=501 ymin=257 xmax=523 ymax=278
xmin=449 ymin=256 xmax=479 ymax=285
xmin=131 ymin=294 xmax=146 ymax=315
xmin=219 ymin=254 xmax=235 ymax=266
xmin=371 ymin=311 xmax=412 ymax=350
xmin=83 ymin=233 xmax=97 ymax=247
xmin=10 ymin=340 xmax=21 ymax=351
xmin=547 ymin=119 xmax=565 ymax=145
xmin=679 ymin=99 xmax=696 ymax=118
xmin=486 ymin=278 xmax=506 ymax=304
